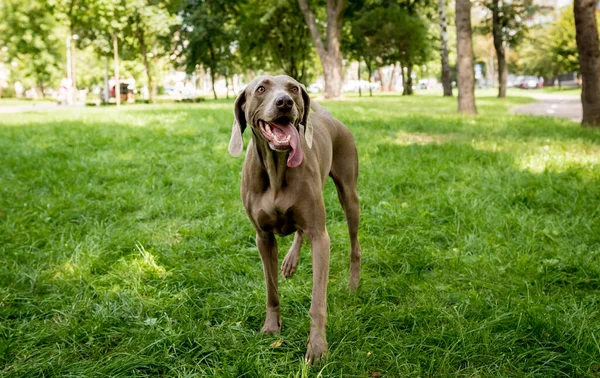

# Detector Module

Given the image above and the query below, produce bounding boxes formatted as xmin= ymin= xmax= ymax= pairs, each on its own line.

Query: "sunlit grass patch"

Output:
xmin=516 ymin=142 xmax=600 ymax=174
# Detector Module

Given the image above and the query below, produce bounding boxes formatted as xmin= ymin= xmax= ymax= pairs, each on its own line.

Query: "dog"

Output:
xmin=228 ymin=75 xmax=361 ymax=363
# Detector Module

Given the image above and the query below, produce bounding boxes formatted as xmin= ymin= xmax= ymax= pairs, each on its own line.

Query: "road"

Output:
xmin=511 ymin=92 xmax=582 ymax=122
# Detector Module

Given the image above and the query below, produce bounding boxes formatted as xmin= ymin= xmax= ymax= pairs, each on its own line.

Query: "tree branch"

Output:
xmin=298 ymin=0 xmax=327 ymax=58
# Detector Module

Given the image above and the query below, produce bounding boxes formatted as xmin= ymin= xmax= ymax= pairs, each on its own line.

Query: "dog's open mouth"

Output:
xmin=258 ymin=117 xmax=304 ymax=168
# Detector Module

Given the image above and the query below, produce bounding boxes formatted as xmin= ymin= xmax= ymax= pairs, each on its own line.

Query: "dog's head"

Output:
xmin=228 ymin=75 xmax=312 ymax=168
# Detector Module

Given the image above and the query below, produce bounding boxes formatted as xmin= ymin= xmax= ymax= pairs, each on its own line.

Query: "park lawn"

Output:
xmin=1 ymin=93 xmax=599 ymax=377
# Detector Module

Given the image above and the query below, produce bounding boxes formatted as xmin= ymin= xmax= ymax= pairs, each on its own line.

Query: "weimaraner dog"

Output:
xmin=228 ymin=75 xmax=361 ymax=363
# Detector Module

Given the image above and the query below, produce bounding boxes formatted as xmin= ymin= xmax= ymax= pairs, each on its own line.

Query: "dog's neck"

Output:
xmin=251 ymin=131 xmax=290 ymax=194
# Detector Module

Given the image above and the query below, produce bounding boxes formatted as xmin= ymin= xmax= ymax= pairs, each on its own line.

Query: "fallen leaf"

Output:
xmin=370 ymin=373 xmax=381 ymax=378
xmin=270 ymin=338 xmax=283 ymax=348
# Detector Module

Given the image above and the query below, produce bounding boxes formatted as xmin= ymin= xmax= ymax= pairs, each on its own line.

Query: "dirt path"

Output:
xmin=0 ymin=103 xmax=63 ymax=115
xmin=511 ymin=92 xmax=582 ymax=122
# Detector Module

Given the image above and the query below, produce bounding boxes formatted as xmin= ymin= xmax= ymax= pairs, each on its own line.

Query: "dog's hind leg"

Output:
xmin=330 ymin=148 xmax=362 ymax=291
xmin=281 ymin=231 xmax=303 ymax=278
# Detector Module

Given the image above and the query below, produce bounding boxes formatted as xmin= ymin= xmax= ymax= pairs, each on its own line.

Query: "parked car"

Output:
xmin=518 ymin=76 xmax=542 ymax=89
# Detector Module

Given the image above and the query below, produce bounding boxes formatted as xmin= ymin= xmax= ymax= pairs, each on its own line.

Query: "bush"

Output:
xmin=1 ymin=86 xmax=17 ymax=98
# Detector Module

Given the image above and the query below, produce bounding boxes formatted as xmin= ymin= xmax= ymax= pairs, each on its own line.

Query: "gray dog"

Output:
xmin=228 ymin=75 xmax=361 ymax=363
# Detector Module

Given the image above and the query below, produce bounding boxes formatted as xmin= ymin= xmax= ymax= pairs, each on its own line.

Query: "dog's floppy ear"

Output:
xmin=300 ymin=85 xmax=313 ymax=149
xmin=228 ymin=89 xmax=247 ymax=156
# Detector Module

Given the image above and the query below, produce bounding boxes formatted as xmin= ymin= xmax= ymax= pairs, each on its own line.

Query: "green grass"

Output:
xmin=537 ymin=87 xmax=581 ymax=96
xmin=1 ymin=93 xmax=599 ymax=377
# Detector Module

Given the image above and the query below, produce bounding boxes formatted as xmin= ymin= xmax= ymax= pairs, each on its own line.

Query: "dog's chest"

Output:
xmin=249 ymin=194 xmax=297 ymax=236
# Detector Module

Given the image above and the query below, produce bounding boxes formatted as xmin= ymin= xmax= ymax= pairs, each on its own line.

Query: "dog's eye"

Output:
xmin=291 ymin=86 xmax=299 ymax=93
xmin=256 ymin=86 xmax=265 ymax=94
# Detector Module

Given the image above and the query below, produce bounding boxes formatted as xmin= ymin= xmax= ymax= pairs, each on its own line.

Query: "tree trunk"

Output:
xmin=399 ymin=62 xmax=406 ymax=94
xmin=456 ymin=0 xmax=477 ymax=114
xmin=103 ymin=56 xmax=109 ymax=103
xmin=366 ymin=60 xmax=373 ymax=97
xmin=389 ymin=64 xmax=398 ymax=92
xmin=574 ymin=0 xmax=600 ymax=127
xmin=403 ymin=64 xmax=414 ymax=95
xmin=378 ymin=68 xmax=388 ymax=92
xmin=492 ymin=0 xmax=506 ymax=98
xmin=137 ymin=27 xmax=154 ymax=104
xmin=70 ymin=24 xmax=77 ymax=92
xmin=113 ymin=33 xmax=120 ymax=107
xmin=321 ymin=48 xmax=343 ymax=98
xmin=210 ymin=68 xmax=217 ymax=100
xmin=225 ymin=73 xmax=230 ymax=99
xmin=438 ymin=0 xmax=453 ymax=96
xmin=358 ymin=61 xmax=361 ymax=97
xmin=298 ymin=0 xmax=347 ymax=99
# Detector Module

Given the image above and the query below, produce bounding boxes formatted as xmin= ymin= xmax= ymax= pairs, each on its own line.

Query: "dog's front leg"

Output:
xmin=256 ymin=231 xmax=281 ymax=334
xmin=306 ymin=229 xmax=330 ymax=364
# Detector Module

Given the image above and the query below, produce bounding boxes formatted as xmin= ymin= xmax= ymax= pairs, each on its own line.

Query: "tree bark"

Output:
xmin=389 ymin=64 xmax=397 ymax=92
xmin=574 ymin=0 xmax=600 ymax=127
xmin=399 ymin=62 xmax=405 ymax=94
xmin=136 ymin=27 xmax=154 ymax=104
xmin=366 ymin=60 xmax=373 ymax=97
xmin=358 ymin=61 xmax=362 ymax=97
xmin=113 ymin=33 xmax=120 ymax=107
xmin=456 ymin=0 xmax=477 ymax=114
xmin=210 ymin=68 xmax=217 ymax=100
xmin=492 ymin=0 xmax=506 ymax=98
xmin=225 ymin=73 xmax=230 ymax=99
xmin=378 ymin=68 xmax=387 ymax=92
xmin=298 ymin=0 xmax=347 ymax=99
xmin=403 ymin=64 xmax=414 ymax=95
xmin=70 ymin=25 xmax=77 ymax=92
xmin=438 ymin=0 xmax=453 ymax=96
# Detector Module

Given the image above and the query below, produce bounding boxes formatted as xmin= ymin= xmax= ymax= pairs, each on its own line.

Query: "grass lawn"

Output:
xmin=1 ymin=94 xmax=599 ymax=377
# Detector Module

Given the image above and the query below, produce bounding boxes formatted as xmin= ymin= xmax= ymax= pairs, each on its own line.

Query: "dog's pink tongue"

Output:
xmin=271 ymin=121 xmax=303 ymax=168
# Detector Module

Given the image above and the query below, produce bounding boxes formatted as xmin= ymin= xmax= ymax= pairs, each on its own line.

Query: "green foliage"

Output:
xmin=236 ymin=0 xmax=317 ymax=84
xmin=348 ymin=4 xmax=432 ymax=69
xmin=2 ymin=95 xmax=600 ymax=376
xmin=477 ymin=0 xmax=537 ymax=48
xmin=0 ymin=0 xmax=63 ymax=91
xmin=548 ymin=9 xmax=582 ymax=75
xmin=181 ymin=0 xmax=236 ymax=78
xmin=518 ymin=10 xmax=599 ymax=78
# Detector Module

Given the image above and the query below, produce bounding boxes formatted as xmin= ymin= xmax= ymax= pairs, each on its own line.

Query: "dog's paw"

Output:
xmin=305 ymin=335 xmax=328 ymax=365
xmin=261 ymin=317 xmax=281 ymax=334
xmin=281 ymin=251 xmax=299 ymax=278
xmin=347 ymin=275 xmax=360 ymax=292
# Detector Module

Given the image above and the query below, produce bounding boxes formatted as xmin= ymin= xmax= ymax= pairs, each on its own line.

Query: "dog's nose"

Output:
xmin=275 ymin=95 xmax=294 ymax=111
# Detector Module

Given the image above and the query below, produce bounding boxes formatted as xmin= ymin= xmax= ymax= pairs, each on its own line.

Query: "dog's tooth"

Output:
xmin=285 ymin=135 xmax=291 ymax=142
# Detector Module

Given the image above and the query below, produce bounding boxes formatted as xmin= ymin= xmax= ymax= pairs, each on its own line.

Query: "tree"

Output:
xmin=456 ymin=0 xmax=477 ymax=114
xmin=343 ymin=18 xmax=376 ymax=97
xmin=181 ymin=0 xmax=236 ymax=100
xmin=349 ymin=4 xmax=431 ymax=96
xmin=298 ymin=0 xmax=347 ymax=99
xmin=480 ymin=0 xmax=534 ymax=98
xmin=574 ymin=0 xmax=600 ymax=127
xmin=0 ymin=0 xmax=63 ymax=95
xmin=236 ymin=0 xmax=316 ymax=84
xmin=518 ymin=9 xmax=581 ymax=86
xmin=438 ymin=0 xmax=452 ymax=96
xmin=121 ymin=0 xmax=176 ymax=103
